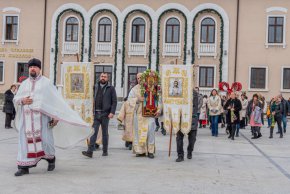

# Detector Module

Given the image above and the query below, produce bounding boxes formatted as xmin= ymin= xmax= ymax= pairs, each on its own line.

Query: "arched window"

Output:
xmin=98 ymin=17 xmax=112 ymax=42
xmin=131 ymin=17 xmax=145 ymax=43
xmin=165 ymin=18 xmax=180 ymax=43
xmin=200 ymin=17 xmax=215 ymax=43
xmin=65 ymin=17 xmax=79 ymax=42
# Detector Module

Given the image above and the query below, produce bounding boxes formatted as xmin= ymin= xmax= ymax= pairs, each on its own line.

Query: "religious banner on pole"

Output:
xmin=140 ymin=69 xmax=161 ymax=117
xmin=161 ymin=65 xmax=194 ymax=135
xmin=61 ymin=62 xmax=94 ymax=125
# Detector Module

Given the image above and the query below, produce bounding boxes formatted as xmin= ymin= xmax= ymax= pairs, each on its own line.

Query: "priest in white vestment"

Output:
xmin=128 ymin=73 xmax=161 ymax=159
xmin=13 ymin=58 xmax=91 ymax=176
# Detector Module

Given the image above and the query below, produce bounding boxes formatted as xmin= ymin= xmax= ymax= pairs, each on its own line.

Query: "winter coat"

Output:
xmin=3 ymin=89 xmax=15 ymax=115
xmin=240 ymin=99 xmax=248 ymax=118
xmin=224 ymin=98 xmax=242 ymax=124
xmin=208 ymin=95 xmax=222 ymax=116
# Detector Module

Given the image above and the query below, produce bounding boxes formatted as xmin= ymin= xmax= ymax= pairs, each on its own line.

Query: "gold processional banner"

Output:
xmin=61 ymin=62 xmax=94 ymax=125
xmin=161 ymin=65 xmax=194 ymax=135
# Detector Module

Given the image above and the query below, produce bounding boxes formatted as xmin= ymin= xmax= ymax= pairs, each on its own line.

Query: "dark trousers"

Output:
xmin=211 ymin=115 xmax=219 ymax=136
xmin=251 ymin=126 xmax=261 ymax=135
xmin=282 ymin=115 xmax=287 ymax=131
xmin=275 ymin=116 xmax=283 ymax=135
xmin=228 ymin=124 xmax=236 ymax=137
xmin=5 ymin=113 xmax=13 ymax=127
xmin=155 ymin=118 xmax=160 ymax=127
xmin=176 ymin=130 xmax=197 ymax=158
xmin=240 ymin=117 xmax=246 ymax=128
xmin=261 ymin=113 xmax=265 ymax=125
xmin=89 ymin=112 xmax=110 ymax=153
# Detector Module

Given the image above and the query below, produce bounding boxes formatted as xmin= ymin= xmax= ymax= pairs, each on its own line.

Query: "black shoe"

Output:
xmin=251 ymin=133 xmax=258 ymax=139
xmin=102 ymin=152 xmax=108 ymax=156
xmin=187 ymin=153 xmax=192 ymax=159
xmin=231 ymin=136 xmax=235 ymax=140
xmin=284 ymin=129 xmax=286 ymax=133
xmin=257 ymin=133 xmax=262 ymax=138
xmin=136 ymin=153 xmax=146 ymax=157
xmin=155 ymin=126 xmax=160 ymax=132
xmin=125 ymin=142 xmax=129 ymax=148
xmin=128 ymin=143 xmax=132 ymax=150
xmin=148 ymin=153 xmax=154 ymax=159
xmin=15 ymin=168 xmax=29 ymax=176
xmin=82 ymin=151 xmax=93 ymax=158
xmin=47 ymin=157 xmax=56 ymax=171
xmin=5 ymin=126 xmax=9 ymax=129
xmin=280 ymin=134 xmax=283 ymax=138
xmin=161 ymin=128 xmax=166 ymax=136
xmin=228 ymin=135 xmax=232 ymax=139
xmin=176 ymin=157 xmax=184 ymax=162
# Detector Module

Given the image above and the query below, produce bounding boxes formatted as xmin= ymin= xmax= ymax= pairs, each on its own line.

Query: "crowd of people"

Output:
xmin=195 ymin=89 xmax=290 ymax=140
xmin=1 ymin=58 xmax=289 ymax=177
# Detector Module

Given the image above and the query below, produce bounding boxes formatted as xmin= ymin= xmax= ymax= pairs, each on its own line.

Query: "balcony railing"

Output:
xmin=62 ymin=42 xmax=79 ymax=56
xmin=128 ymin=43 xmax=146 ymax=57
xmin=162 ymin=43 xmax=181 ymax=57
xmin=198 ymin=43 xmax=217 ymax=58
xmin=94 ymin=42 xmax=112 ymax=56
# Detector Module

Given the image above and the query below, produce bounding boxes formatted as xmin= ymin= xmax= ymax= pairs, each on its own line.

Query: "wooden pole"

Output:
xmin=168 ymin=113 xmax=173 ymax=157
xmin=76 ymin=53 xmax=80 ymax=62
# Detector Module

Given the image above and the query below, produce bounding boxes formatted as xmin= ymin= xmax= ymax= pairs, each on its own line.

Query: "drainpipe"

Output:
xmin=42 ymin=0 xmax=47 ymax=74
xmin=234 ymin=0 xmax=240 ymax=81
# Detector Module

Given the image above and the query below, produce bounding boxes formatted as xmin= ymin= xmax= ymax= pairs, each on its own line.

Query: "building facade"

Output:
xmin=0 ymin=0 xmax=290 ymax=100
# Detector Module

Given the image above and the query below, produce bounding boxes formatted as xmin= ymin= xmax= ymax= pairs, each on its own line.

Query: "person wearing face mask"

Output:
xmin=3 ymin=84 xmax=17 ymax=129
xmin=13 ymin=58 xmax=91 ymax=176
xmin=82 ymin=72 xmax=117 ymax=158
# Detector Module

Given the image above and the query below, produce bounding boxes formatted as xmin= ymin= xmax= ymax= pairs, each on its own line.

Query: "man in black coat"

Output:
xmin=3 ymin=85 xmax=17 ymax=129
xmin=224 ymin=92 xmax=242 ymax=140
xmin=82 ymin=72 xmax=117 ymax=158
xmin=278 ymin=94 xmax=289 ymax=133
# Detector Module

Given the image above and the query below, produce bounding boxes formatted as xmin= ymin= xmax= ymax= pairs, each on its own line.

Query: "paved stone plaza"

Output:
xmin=0 ymin=112 xmax=290 ymax=194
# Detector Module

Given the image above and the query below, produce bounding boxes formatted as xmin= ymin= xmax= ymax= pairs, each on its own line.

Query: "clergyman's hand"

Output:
xmin=138 ymin=97 xmax=145 ymax=102
xmin=108 ymin=113 xmax=114 ymax=119
xmin=22 ymin=97 xmax=33 ymax=105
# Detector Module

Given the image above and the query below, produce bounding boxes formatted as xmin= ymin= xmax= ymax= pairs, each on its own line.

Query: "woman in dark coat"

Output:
xmin=224 ymin=92 xmax=242 ymax=140
xmin=3 ymin=85 xmax=17 ymax=129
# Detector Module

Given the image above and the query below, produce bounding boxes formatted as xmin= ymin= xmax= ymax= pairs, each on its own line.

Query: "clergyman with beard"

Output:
xmin=13 ymin=58 xmax=91 ymax=176
xmin=82 ymin=73 xmax=117 ymax=158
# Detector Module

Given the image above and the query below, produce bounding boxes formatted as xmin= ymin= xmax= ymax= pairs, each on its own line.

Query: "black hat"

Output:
xmin=28 ymin=58 xmax=41 ymax=69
